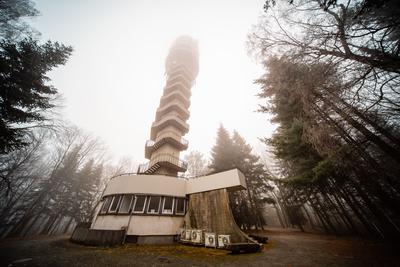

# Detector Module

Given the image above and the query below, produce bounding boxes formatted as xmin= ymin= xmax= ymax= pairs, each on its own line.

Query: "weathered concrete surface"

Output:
xmin=185 ymin=188 xmax=253 ymax=243
xmin=70 ymin=226 xmax=124 ymax=246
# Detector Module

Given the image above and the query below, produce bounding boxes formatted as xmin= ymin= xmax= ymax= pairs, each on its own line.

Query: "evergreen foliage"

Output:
xmin=0 ymin=0 xmax=73 ymax=154
xmin=250 ymin=0 xmax=400 ymax=238
xmin=209 ymin=125 xmax=272 ymax=229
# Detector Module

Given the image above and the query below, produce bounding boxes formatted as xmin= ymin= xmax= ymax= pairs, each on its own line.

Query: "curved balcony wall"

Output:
xmin=145 ymin=131 xmax=189 ymax=159
xmin=167 ymin=73 xmax=192 ymax=88
xmin=150 ymin=114 xmax=189 ymax=140
xmin=167 ymin=64 xmax=195 ymax=82
xmin=156 ymin=100 xmax=190 ymax=121
xmin=164 ymin=81 xmax=191 ymax=98
xmin=160 ymin=90 xmax=190 ymax=109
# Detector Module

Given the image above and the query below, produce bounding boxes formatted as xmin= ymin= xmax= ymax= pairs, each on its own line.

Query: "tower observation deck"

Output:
xmin=139 ymin=36 xmax=199 ymax=176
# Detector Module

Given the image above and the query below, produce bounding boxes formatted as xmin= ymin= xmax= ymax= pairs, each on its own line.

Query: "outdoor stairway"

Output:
xmin=138 ymin=154 xmax=188 ymax=174
xmin=144 ymin=163 xmax=160 ymax=174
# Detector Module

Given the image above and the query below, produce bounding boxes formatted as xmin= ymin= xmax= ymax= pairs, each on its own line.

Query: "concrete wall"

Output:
xmin=186 ymin=169 xmax=247 ymax=194
xmin=94 ymin=169 xmax=246 ymax=237
xmin=70 ymin=225 xmax=124 ymax=246
xmin=103 ymin=174 xmax=186 ymax=197
xmin=92 ymin=215 xmax=184 ymax=236
xmin=103 ymin=169 xmax=246 ymax=198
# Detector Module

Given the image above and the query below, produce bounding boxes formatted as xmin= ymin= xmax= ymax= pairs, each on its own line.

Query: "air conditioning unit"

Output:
xmin=179 ymin=228 xmax=186 ymax=241
xmin=191 ymin=229 xmax=203 ymax=244
xmin=218 ymin=235 xmax=231 ymax=248
xmin=204 ymin=232 xmax=216 ymax=248
xmin=184 ymin=229 xmax=192 ymax=241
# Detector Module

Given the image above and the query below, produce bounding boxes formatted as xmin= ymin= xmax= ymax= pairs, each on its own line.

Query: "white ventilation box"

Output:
xmin=218 ymin=235 xmax=231 ymax=248
xmin=184 ymin=229 xmax=192 ymax=241
xmin=191 ymin=229 xmax=203 ymax=244
xmin=179 ymin=228 xmax=186 ymax=241
xmin=204 ymin=232 xmax=216 ymax=247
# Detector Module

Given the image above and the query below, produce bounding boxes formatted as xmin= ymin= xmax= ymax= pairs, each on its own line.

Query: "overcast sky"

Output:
xmin=31 ymin=0 xmax=276 ymax=164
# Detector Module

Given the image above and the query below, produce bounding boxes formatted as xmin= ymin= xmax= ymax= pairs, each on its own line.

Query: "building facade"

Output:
xmin=140 ymin=36 xmax=198 ymax=176
xmin=80 ymin=36 xmax=253 ymax=245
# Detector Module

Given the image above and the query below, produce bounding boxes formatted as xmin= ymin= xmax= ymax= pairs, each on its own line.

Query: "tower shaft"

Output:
xmin=142 ymin=36 xmax=199 ymax=176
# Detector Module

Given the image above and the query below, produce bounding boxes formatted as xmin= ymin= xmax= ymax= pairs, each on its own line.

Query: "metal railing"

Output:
xmin=145 ymin=131 xmax=188 ymax=159
xmin=156 ymin=131 xmax=188 ymax=146
xmin=138 ymin=153 xmax=188 ymax=173
xmin=137 ymin=163 xmax=150 ymax=173
xmin=109 ymin=169 xmax=213 ymax=181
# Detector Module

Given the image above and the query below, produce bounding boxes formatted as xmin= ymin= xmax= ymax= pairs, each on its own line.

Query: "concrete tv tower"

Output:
xmin=72 ymin=36 xmax=260 ymax=251
xmin=140 ymin=36 xmax=199 ymax=176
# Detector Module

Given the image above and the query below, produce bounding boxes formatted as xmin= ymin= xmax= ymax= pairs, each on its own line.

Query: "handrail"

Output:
xmin=145 ymin=131 xmax=188 ymax=159
xmin=138 ymin=153 xmax=188 ymax=173
xmin=138 ymin=163 xmax=149 ymax=173
xmin=108 ymin=170 xmax=213 ymax=181
xmin=109 ymin=172 xmax=138 ymax=180
xmin=156 ymin=131 xmax=188 ymax=145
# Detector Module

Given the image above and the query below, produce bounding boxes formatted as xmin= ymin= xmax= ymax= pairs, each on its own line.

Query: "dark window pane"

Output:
xmin=101 ymin=197 xmax=112 ymax=213
xmin=147 ymin=196 xmax=161 ymax=214
xmin=133 ymin=195 xmax=147 ymax=213
xmin=118 ymin=195 xmax=133 ymax=214
xmin=162 ymin=197 xmax=174 ymax=214
xmin=109 ymin=195 xmax=122 ymax=213
xmin=176 ymin=198 xmax=185 ymax=214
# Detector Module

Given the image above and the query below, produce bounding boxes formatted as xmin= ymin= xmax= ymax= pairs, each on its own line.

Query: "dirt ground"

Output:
xmin=0 ymin=229 xmax=399 ymax=267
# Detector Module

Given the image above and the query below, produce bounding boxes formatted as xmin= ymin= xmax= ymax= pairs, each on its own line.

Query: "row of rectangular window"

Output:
xmin=99 ymin=194 xmax=186 ymax=216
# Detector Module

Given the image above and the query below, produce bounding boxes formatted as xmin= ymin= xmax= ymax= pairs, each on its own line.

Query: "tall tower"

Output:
xmin=140 ymin=36 xmax=199 ymax=176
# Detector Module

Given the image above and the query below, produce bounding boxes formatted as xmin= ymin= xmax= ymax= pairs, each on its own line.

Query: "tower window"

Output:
xmin=108 ymin=195 xmax=122 ymax=213
xmin=175 ymin=198 xmax=186 ymax=215
xmin=100 ymin=197 xmax=112 ymax=214
xmin=162 ymin=196 xmax=174 ymax=214
xmin=118 ymin=195 xmax=133 ymax=214
xmin=147 ymin=196 xmax=161 ymax=214
xmin=132 ymin=195 xmax=147 ymax=213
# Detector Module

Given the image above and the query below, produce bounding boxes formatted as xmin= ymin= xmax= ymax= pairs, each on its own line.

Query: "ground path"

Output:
xmin=0 ymin=229 xmax=398 ymax=266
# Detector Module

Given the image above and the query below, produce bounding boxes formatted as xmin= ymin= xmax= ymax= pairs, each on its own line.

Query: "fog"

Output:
xmin=31 ymin=0 xmax=275 ymax=163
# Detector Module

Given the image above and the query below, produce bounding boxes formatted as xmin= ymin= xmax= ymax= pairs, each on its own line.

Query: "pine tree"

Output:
xmin=0 ymin=1 xmax=73 ymax=154
xmin=209 ymin=125 xmax=235 ymax=172
xmin=209 ymin=126 xmax=271 ymax=229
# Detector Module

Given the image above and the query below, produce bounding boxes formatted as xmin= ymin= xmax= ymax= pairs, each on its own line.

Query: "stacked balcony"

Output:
xmin=145 ymin=131 xmax=189 ymax=159
xmin=138 ymin=154 xmax=188 ymax=174
xmin=143 ymin=36 xmax=198 ymax=176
